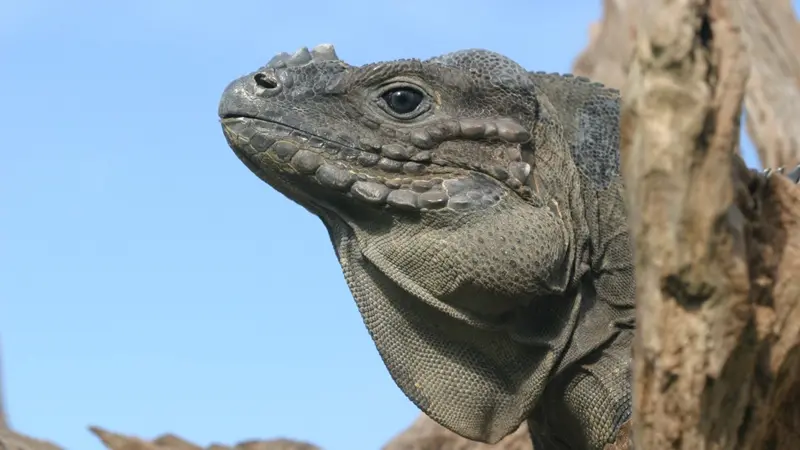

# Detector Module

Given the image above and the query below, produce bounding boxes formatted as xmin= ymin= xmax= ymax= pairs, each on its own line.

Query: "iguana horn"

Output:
xmin=266 ymin=44 xmax=340 ymax=69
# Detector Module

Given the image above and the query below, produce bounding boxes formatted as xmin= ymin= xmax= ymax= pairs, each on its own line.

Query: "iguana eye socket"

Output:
xmin=380 ymin=88 xmax=424 ymax=115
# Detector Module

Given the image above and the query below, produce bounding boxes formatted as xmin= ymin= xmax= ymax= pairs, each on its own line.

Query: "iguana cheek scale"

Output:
xmin=219 ymin=43 xmax=634 ymax=450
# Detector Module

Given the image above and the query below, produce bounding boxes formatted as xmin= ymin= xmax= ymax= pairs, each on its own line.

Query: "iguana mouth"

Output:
xmin=221 ymin=116 xmax=499 ymax=212
xmin=218 ymin=43 xmax=536 ymax=214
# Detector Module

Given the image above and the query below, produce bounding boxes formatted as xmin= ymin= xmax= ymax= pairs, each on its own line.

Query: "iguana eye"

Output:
xmin=381 ymin=88 xmax=424 ymax=115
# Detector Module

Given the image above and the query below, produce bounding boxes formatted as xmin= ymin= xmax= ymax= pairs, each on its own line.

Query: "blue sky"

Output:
xmin=0 ymin=1 xmax=772 ymax=449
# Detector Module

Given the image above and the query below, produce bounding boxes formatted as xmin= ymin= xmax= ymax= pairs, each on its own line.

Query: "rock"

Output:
xmin=89 ymin=427 xmax=320 ymax=450
xmin=383 ymin=415 xmax=533 ymax=450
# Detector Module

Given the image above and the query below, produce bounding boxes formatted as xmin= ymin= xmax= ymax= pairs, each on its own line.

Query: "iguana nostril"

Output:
xmin=254 ymin=72 xmax=279 ymax=90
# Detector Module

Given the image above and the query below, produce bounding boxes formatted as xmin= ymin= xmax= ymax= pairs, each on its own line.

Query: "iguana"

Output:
xmin=217 ymin=45 xmax=800 ymax=450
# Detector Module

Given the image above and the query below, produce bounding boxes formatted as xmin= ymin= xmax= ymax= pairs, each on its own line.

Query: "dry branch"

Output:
xmin=573 ymin=0 xmax=639 ymax=91
xmin=575 ymin=0 xmax=800 ymax=168
xmin=619 ymin=0 xmax=800 ymax=449
xmin=732 ymin=0 xmax=800 ymax=168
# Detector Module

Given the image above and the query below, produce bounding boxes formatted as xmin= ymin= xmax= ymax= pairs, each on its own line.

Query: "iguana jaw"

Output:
xmin=220 ymin=115 xmax=500 ymax=213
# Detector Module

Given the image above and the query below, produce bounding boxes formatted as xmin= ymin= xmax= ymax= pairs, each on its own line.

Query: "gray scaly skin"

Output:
xmin=217 ymin=45 xmax=800 ymax=450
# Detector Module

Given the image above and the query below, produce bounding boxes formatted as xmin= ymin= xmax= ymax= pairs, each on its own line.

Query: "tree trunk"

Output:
xmin=574 ymin=0 xmax=800 ymax=169
xmin=579 ymin=0 xmax=800 ymax=449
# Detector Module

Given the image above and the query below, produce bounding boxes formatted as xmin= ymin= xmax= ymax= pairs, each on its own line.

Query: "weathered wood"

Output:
xmin=574 ymin=0 xmax=800 ymax=168
xmin=596 ymin=0 xmax=800 ymax=448
xmin=733 ymin=0 xmax=800 ymax=168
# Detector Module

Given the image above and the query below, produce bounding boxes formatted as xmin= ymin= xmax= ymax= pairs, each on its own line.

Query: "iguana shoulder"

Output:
xmin=529 ymin=71 xmax=622 ymax=190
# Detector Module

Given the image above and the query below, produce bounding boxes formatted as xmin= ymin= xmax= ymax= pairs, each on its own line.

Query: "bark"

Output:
xmin=734 ymin=0 xmax=800 ymax=168
xmin=613 ymin=0 xmax=800 ymax=449
xmin=574 ymin=0 xmax=800 ymax=168
xmin=573 ymin=0 xmax=639 ymax=91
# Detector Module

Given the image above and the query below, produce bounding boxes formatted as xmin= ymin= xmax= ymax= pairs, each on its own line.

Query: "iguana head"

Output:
xmin=218 ymin=45 xmax=591 ymax=443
